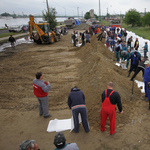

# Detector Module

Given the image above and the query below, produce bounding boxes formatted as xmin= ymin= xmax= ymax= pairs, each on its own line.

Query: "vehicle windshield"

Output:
xmin=38 ymin=24 xmax=50 ymax=33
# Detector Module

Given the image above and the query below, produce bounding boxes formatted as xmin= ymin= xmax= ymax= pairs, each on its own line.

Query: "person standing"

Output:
xmin=123 ymin=30 xmax=127 ymax=42
xmin=127 ymin=51 xmax=141 ymax=77
xmin=81 ymin=32 xmax=85 ymax=46
xmin=8 ymin=35 xmax=16 ymax=49
xmin=68 ymin=86 xmax=90 ymax=133
xmin=130 ymin=56 xmax=149 ymax=81
xmin=86 ymin=32 xmax=90 ymax=43
xmin=54 ymin=132 xmax=80 ymax=150
xmin=72 ymin=31 xmax=76 ymax=47
xmin=143 ymin=61 xmax=150 ymax=103
xmin=143 ymin=42 xmax=148 ymax=58
xmin=134 ymin=38 xmax=139 ymax=50
xmin=127 ymin=36 xmax=132 ymax=51
xmin=100 ymin=82 xmax=123 ymax=135
xmin=33 ymin=72 xmax=52 ymax=118
xmin=115 ymin=41 xmax=121 ymax=62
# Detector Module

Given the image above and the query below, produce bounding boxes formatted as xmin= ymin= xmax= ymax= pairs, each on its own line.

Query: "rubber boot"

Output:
xmin=127 ymin=72 xmax=131 ymax=77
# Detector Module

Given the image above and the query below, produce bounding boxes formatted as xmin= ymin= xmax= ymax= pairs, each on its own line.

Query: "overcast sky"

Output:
xmin=0 ymin=0 xmax=150 ymax=16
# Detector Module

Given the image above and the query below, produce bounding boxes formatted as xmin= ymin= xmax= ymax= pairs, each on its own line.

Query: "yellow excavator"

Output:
xmin=28 ymin=15 xmax=61 ymax=44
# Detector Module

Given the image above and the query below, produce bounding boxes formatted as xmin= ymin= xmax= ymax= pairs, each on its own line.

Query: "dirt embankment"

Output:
xmin=0 ymin=26 xmax=150 ymax=150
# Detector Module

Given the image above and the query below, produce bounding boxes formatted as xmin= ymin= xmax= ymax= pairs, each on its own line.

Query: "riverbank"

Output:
xmin=0 ymin=25 xmax=150 ymax=149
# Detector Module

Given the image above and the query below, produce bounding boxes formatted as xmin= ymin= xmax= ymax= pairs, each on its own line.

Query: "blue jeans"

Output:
xmin=116 ymin=51 xmax=120 ymax=62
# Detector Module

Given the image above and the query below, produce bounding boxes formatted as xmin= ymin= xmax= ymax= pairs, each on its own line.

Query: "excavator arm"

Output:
xmin=29 ymin=15 xmax=46 ymax=41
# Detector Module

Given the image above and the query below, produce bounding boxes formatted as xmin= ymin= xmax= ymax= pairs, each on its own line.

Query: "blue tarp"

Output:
xmin=75 ymin=19 xmax=81 ymax=26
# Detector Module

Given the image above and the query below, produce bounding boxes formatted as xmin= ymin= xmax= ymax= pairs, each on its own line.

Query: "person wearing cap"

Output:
xmin=127 ymin=51 xmax=141 ymax=77
xmin=100 ymin=82 xmax=123 ymax=135
xmin=54 ymin=132 xmax=80 ymax=150
xmin=130 ymin=56 xmax=149 ymax=81
xmin=68 ymin=86 xmax=90 ymax=133
xmin=143 ymin=42 xmax=148 ymax=58
xmin=19 ymin=140 xmax=40 ymax=150
xmin=33 ymin=72 xmax=52 ymax=118
xmin=143 ymin=61 xmax=150 ymax=103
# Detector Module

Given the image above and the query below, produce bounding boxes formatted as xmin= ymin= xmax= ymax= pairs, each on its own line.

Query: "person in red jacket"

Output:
xmin=100 ymin=82 xmax=123 ymax=135
xmin=33 ymin=72 xmax=52 ymax=118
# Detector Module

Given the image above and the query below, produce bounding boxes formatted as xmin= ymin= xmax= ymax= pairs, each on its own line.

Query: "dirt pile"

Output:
xmin=75 ymin=35 xmax=143 ymax=130
xmin=74 ymin=23 xmax=90 ymax=30
xmin=0 ymin=30 xmax=149 ymax=150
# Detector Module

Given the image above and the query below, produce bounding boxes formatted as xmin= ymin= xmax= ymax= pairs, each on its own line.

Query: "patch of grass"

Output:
xmin=0 ymin=28 xmax=7 ymax=30
xmin=0 ymin=32 xmax=24 ymax=38
xmin=101 ymin=20 xmax=110 ymax=26
xmin=121 ymin=23 xmax=150 ymax=40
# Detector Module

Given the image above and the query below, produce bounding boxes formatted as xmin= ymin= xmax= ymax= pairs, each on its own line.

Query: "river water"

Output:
xmin=0 ymin=17 xmax=68 ymax=29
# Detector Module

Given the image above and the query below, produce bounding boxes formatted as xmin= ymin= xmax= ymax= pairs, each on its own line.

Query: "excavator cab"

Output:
xmin=37 ymin=23 xmax=50 ymax=33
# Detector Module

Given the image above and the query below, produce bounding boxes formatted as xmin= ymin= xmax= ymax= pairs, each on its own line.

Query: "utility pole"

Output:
xmin=99 ymin=0 xmax=101 ymax=21
xmin=145 ymin=8 xmax=146 ymax=15
xmin=77 ymin=7 xmax=79 ymax=18
xmin=46 ymin=0 xmax=49 ymax=13
xmin=107 ymin=8 xmax=108 ymax=21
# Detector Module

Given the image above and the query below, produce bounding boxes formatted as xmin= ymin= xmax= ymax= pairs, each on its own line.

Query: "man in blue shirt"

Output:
xmin=143 ymin=61 xmax=150 ymax=104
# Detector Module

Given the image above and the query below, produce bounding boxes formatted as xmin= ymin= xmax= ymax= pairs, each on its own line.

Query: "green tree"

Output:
xmin=142 ymin=12 xmax=150 ymax=27
xmin=84 ymin=12 xmax=91 ymax=19
xmin=84 ymin=11 xmax=99 ymax=19
xmin=124 ymin=9 xmax=141 ymax=27
xmin=42 ymin=7 xmax=57 ymax=30
xmin=1 ymin=12 xmax=11 ymax=16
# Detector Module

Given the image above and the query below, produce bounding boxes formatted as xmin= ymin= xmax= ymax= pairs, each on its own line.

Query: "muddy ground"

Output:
xmin=0 ymin=26 xmax=150 ymax=150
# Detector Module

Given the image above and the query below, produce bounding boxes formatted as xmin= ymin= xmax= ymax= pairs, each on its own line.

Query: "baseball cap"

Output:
xmin=19 ymin=140 xmax=35 ymax=150
xmin=144 ymin=60 xmax=150 ymax=65
xmin=54 ymin=132 xmax=66 ymax=146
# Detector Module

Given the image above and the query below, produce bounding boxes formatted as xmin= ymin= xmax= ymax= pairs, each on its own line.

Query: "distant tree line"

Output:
xmin=124 ymin=8 xmax=150 ymax=27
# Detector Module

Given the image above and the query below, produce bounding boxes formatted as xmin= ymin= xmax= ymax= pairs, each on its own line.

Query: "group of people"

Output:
xmin=19 ymin=132 xmax=80 ymax=150
xmin=19 ymin=72 xmax=122 ymax=150
xmin=103 ymin=26 xmax=150 ymax=108
xmin=19 ymin=24 xmax=150 ymax=150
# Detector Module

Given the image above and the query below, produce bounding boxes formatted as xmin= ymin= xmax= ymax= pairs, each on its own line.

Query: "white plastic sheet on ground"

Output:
xmin=0 ymin=36 xmax=33 ymax=52
xmin=47 ymin=114 xmax=82 ymax=132
xmin=134 ymin=80 xmax=145 ymax=93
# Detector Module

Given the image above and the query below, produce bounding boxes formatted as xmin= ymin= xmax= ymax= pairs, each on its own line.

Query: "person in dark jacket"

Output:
xmin=33 ymin=72 xmax=52 ymax=118
xmin=134 ymin=38 xmax=139 ymax=50
xmin=115 ymin=41 xmax=121 ymax=62
xmin=130 ymin=56 xmax=148 ymax=81
xmin=8 ymin=35 xmax=16 ymax=49
xmin=72 ymin=31 xmax=77 ymax=47
xmin=68 ymin=86 xmax=90 ymax=133
xmin=123 ymin=30 xmax=127 ymax=42
xmin=81 ymin=32 xmax=85 ymax=46
xmin=127 ymin=51 xmax=141 ymax=77
xmin=127 ymin=36 xmax=132 ymax=51
xmin=101 ymin=82 xmax=123 ymax=135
